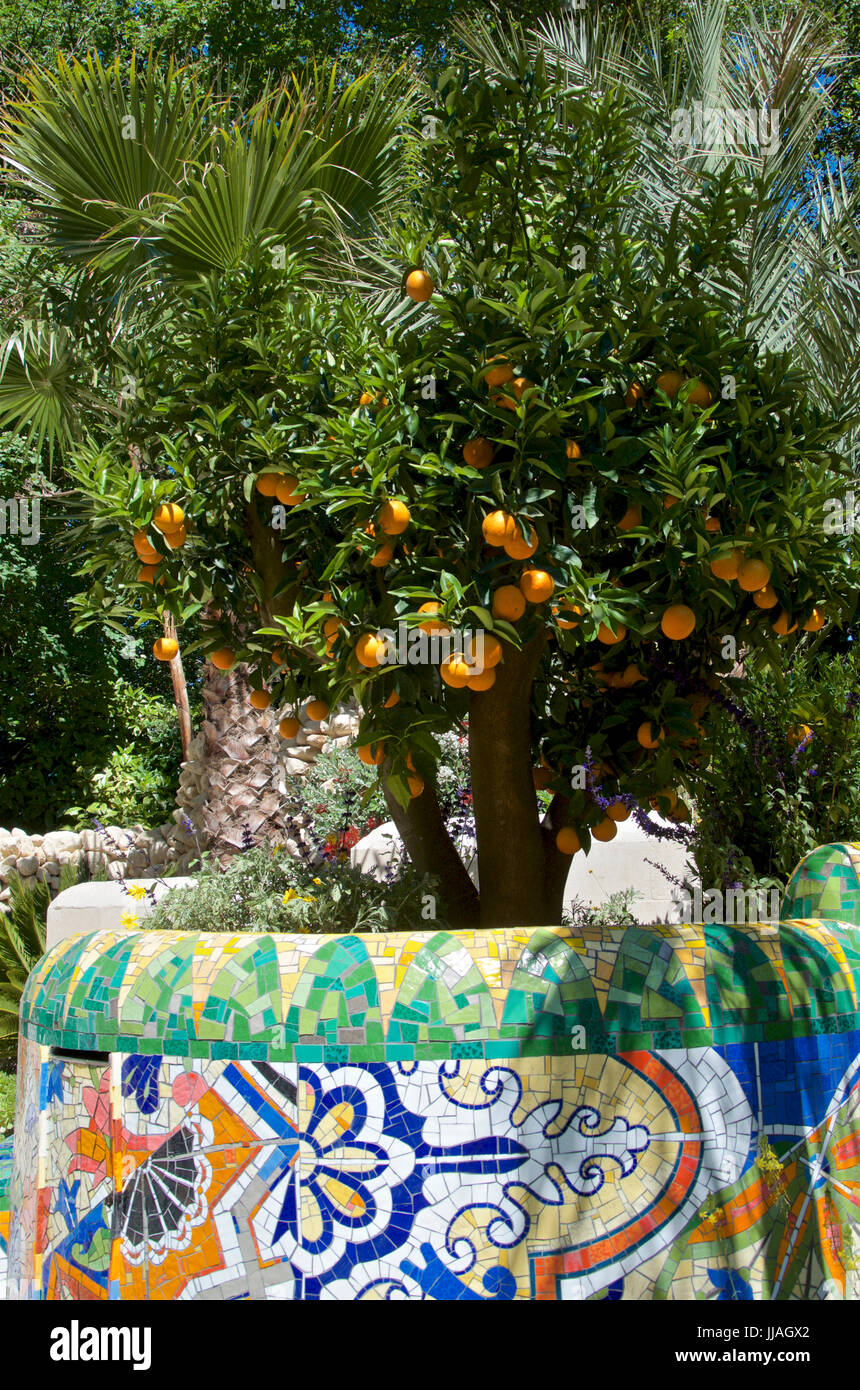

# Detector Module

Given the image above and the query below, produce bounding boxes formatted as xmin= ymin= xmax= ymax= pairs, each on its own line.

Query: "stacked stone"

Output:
xmin=0 ymin=705 xmax=362 ymax=912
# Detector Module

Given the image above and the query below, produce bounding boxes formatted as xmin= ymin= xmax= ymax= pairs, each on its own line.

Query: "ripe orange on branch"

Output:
xmin=306 ymin=700 xmax=330 ymax=722
xmin=482 ymin=510 xmax=515 ymax=547
xmin=592 ymin=819 xmax=618 ymax=843
xmin=440 ymin=656 xmax=470 ymax=688
xmin=772 ymin=611 xmax=798 ymax=636
xmin=137 ymin=565 xmax=159 ymax=584
xmin=656 ymin=370 xmax=685 ymax=399
xmin=661 ymin=604 xmax=696 ymax=640
xmin=467 ymin=667 xmax=497 ymax=691
xmin=356 ymin=633 xmax=386 ymax=668
xmin=250 ymin=690 xmax=271 ymax=711
xmin=710 ymin=548 xmax=743 ymax=581
xmin=637 ymin=721 xmax=663 ymax=749
xmin=520 ymin=569 xmax=555 ymax=604
xmin=484 ymin=355 xmax=514 ymax=388
xmin=418 ymin=602 xmax=450 ymax=635
xmin=802 ymin=608 xmax=826 ymax=632
xmin=753 ymin=585 xmax=778 ymax=609
xmin=597 ymin=622 xmax=626 ymax=644
xmin=275 ymin=476 xmax=304 ymax=505
xmin=463 ymin=437 xmax=494 ymax=469
xmin=625 ymin=382 xmax=646 ymax=408
xmin=279 ymin=717 xmax=300 ymax=739
xmin=492 ymin=586 xmax=527 ymax=621
xmin=153 ymin=637 xmax=178 ymax=662
xmin=504 ymin=525 xmax=538 ymax=560
xmin=378 ymin=500 xmax=411 ymax=535
xmin=405 ymin=269 xmax=434 ymax=302
xmin=255 ymin=473 xmax=282 ymax=497
xmin=357 ymin=741 xmax=386 ymax=766
xmin=153 ymin=503 xmax=184 ymax=533
xmin=618 ymin=503 xmax=642 ymax=532
xmin=737 ymin=557 xmax=771 ymax=592
xmin=210 ymin=649 xmax=236 ymax=670
xmin=556 ymin=827 xmax=581 ymax=855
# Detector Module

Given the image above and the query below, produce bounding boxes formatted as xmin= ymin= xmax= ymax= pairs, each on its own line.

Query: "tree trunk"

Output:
xmin=468 ymin=630 xmax=560 ymax=928
xmin=163 ymin=613 xmax=192 ymax=760
xmin=198 ymin=660 xmax=295 ymax=860
xmin=382 ymin=771 xmax=480 ymax=928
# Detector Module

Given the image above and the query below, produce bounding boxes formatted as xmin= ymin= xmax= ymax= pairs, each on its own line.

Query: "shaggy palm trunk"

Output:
xmin=198 ymin=660 xmax=292 ymax=859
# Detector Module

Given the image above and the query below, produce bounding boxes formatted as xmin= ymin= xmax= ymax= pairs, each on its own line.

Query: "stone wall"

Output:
xmin=0 ymin=706 xmax=361 ymax=912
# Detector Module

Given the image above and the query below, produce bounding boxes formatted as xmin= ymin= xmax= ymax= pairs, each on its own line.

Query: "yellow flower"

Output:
xmin=282 ymin=889 xmax=299 ymax=904
xmin=313 ymin=878 xmax=322 ymax=885
xmin=127 ymin=885 xmax=147 ymax=901
xmin=119 ymin=912 xmax=140 ymax=930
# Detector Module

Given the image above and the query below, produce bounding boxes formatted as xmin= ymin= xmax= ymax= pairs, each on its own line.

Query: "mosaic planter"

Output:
xmin=7 ymin=909 xmax=860 ymax=1302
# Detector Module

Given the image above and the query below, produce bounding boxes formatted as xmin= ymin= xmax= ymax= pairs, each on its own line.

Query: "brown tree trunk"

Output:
xmin=468 ymin=630 xmax=557 ymax=928
xmin=381 ymin=771 xmax=480 ymax=928
xmin=163 ymin=613 xmax=192 ymax=760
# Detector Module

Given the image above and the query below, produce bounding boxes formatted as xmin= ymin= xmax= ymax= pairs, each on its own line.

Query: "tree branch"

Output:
xmin=381 ymin=768 xmax=480 ymax=928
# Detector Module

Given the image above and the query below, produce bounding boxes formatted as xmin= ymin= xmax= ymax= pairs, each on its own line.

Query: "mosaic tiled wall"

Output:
xmin=7 ymin=914 xmax=860 ymax=1301
xmin=782 ymin=842 xmax=860 ymax=926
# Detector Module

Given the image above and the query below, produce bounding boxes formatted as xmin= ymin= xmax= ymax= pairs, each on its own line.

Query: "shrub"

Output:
xmin=0 ymin=867 xmax=79 ymax=1066
xmin=143 ymin=844 xmax=446 ymax=935
xmin=690 ymin=644 xmax=860 ymax=892
xmin=0 ymin=1073 xmax=15 ymax=1134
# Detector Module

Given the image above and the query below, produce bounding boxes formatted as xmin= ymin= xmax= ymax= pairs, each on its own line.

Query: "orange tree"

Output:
xmin=69 ymin=52 xmax=860 ymax=927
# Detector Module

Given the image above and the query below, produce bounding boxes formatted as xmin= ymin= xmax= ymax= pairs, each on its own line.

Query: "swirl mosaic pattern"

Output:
xmin=7 ymin=910 xmax=860 ymax=1300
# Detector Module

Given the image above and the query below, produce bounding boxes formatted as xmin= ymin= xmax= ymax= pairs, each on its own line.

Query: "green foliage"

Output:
xmin=691 ymin=644 xmax=860 ymax=889
xmin=563 ymin=888 xmax=641 ymax=930
xmin=144 ymin=845 xmax=446 ymax=934
xmin=0 ymin=1072 xmax=15 ymax=1133
xmin=0 ymin=868 xmax=75 ymax=1066
xmin=0 ymin=431 xmax=195 ymax=830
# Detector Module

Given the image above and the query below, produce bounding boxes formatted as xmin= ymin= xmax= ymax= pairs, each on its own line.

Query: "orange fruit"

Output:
xmin=753 ymin=585 xmax=778 ymax=610
xmin=323 ymin=617 xmax=341 ymax=640
xmin=737 ymin=557 xmax=771 ymax=592
xmin=482 ymin=510 xmax=515 ymax=547
xmin=275 ymin=476 xmax=304 ymax=505
xmin=661 ymin=604 xmax=696 ymax=640
xmin=469 ymin=633 xmax=502 ymax=669
xmin=637 ymin=721 xmax=662 ymax=749
xmin=620 ymin=663 xmax=645 ymax=687
xmin=440 ymin=656 xmax=471 ymax=688
xmin=618 ymin=503 xmax=642 ymax=532
xmin=405 ymin=269 xmax=434 ymax=302
xmin=494 ymin=377 xmax=533 ymax=411
xmin=492 ymin=585 xmax=527 ymax=621
xmin=255 ymin=473 xmax=282 ymax=497
xmin=210 ymin=648 xmax=236 ymax=670
xmin=710 ymin=548 xmax=743 ymax=581
xmin=504 ymin=524 xmax=539 ymax=560
xmin=802 ymin=608 xmax=826 ymax=632
xmin=484 ymin=355 xmax=514 ymax=388
xmin=356 ymin=633 xmax=386 ymax=668
xmin=663 ymin=494 xmax=679 ymax=509
xmin=153 ymin=503 xmax=185 ymax=533
xmin=591 ymin=819 xmax=618 ymax=843
xmin=688 ymin=381 xmax=714 ymax=407
xmin=378 ymin=500 xmax=411 ymax=535
xmin=772 ymin=610 xmax=798 ymax=636
xmin=272 ymin=650 xmax=285 ymax=666
xmin=463 ymin=437 xmax=494 ymax=469
xmin=467 ymin=667 xmax=497 ymax=691
xmin=306 ymin=699 xmax=330 ymax=722
xmin=137 ymin=564 xmax=158 ymax=584
xmin=359 ymin=391 xmax=375 ymax=407
xmin=704 ymin=515 xmax=721 ymax=533
xmin=597 ymin=622 xmax=626 ymax=644
xmin=670 ymin=801 xmax=691 ymax=823
xmin=407 ymin=774 xmax=425 ymax=798
xmin=133 ymin=529 xmax=162 ymax=563
xmin=357 ymin=741 xmax=386 ymax=766
xmin=625 ymin=382 xmax=646 ymax=408
xmin=788 ymin=724 xmax=811 ymax=746
xmin=250 ymin=690 xmax=271 ymax=710
xmin=656 ymin=370 xmax=685 ymax=399
xmin=607 ymin=800 xmax=631 ymax=822
xmin=370 ymin=544 xmax=393 ymax=568
xmin=279 ymin=717 xmax=300 ymax=739
xmin=163 ymin=525 xmax=187 ymax=549
xmin=381 ymin=691 xmax=400 ymax=713
xmin=555 ymin=601 xmax=582 ymax=631
xmin=153 ymin=637 xmax=178 ymax=662
xmin=418 ymin=601 xmax=450 ymax=635
xmin=556 ymin=827 xmax=581 ymax=855
xmin=650 ymin=787 xmax=678 ymax=811
xmin=520 ymin=569 xmax=555 ymax=604
xmin=566 ymin=440 xmax=583 ymax=461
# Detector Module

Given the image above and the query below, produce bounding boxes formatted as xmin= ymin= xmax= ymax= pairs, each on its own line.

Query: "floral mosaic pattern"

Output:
xmin=8 ymin=890 xmax=860 ymax=1300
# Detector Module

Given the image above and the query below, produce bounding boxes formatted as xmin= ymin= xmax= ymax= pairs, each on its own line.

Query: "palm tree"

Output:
xmin=0 ymin=51 xmax=420 ymax=857
xmin=459 ymin=0 xmax=860 ymax=430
